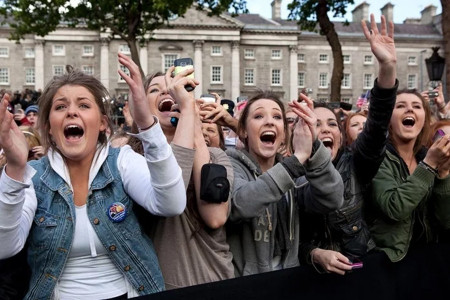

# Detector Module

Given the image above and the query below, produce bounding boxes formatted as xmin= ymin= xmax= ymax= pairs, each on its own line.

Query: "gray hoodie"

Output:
xmin=226 ymin=140 xmax=343 ymax=276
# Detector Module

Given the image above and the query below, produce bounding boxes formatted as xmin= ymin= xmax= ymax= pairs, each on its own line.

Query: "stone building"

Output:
xmin=0 ymin=1 xmax=444 ymax=106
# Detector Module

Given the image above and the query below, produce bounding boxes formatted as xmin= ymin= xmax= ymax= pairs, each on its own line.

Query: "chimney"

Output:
xmin=381 ymin=2 xmax=394 ymax=24
xmin=420 ymin=5 xmax=437 ymax=24
xmin=352 ymin=2 xmax=370 ymax=23
xmin=271 ymin=0 xmax=282 ymax=19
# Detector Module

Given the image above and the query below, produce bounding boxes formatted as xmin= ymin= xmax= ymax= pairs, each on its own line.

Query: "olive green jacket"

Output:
xmin=368 ymin=145 xmax=450 ymax=262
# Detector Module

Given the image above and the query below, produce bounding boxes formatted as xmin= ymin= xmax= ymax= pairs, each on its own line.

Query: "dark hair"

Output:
xmin=237 ymin=91 xmax=289 ymax=150
xmin=391 ymin=89 xmax=431 ymax=155
xmin=144 ymin=71 xmax=165 ymax=93
xmin=37 ymin=66 xmax=113 ymax=153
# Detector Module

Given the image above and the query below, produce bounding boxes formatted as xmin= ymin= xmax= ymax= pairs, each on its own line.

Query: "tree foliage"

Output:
xmin=0 ymin=0 xmax=247 ymax=75
xmin=287 ymin=0 xmax=354 ymax=102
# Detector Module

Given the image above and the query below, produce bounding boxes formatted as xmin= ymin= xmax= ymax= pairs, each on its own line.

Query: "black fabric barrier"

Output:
xmin=140 ymin=243 xmax=450 ymax=300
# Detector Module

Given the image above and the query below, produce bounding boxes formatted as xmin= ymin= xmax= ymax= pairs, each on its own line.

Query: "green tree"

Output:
xmin=0 ymin=0 xmax=247 ymax=76
xmin=287 ymin=0 xmax=354 ymax=102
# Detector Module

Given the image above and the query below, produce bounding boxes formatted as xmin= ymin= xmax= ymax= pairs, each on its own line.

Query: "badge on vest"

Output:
xmin=108 ymin=202 xmax=127 ymax=223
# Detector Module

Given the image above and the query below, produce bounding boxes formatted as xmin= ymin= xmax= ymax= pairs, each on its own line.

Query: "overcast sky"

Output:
xmin=245 ymin=0 xmax=442 ymax=24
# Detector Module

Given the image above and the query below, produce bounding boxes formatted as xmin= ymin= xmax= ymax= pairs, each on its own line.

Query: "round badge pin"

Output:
xmin=108 ymin=202 xmax=127 ymax=223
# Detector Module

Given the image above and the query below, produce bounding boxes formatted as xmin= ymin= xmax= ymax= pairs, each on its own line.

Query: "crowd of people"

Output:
xmin=0 ymin=14 xmax=449 ymax=299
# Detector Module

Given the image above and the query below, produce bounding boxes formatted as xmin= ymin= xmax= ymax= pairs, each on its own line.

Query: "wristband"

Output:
xmin=419 ymin=160 xmax=438 ymax=176
xmin=138 ymin=116 xmax=158 ymax=131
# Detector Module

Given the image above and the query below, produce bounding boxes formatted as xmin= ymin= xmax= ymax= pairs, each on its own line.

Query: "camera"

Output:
xmin=428 ymin=91 xmax=439 ymax=99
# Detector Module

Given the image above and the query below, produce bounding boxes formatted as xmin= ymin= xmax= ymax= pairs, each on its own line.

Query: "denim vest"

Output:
xmin=26 ymin=147 xmax=164 ymax=299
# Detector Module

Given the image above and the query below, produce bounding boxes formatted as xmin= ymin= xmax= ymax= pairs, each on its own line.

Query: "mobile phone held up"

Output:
xmin=433 ymin=129 xmax=445 ymax=143
xmin=173 ymin=58 xmax=195 ymax=92
xmin=200 ymin=94 xmax=216 ymax=104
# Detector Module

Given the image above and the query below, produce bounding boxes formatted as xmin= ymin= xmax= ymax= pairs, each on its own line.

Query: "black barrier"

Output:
xmin=140 ymin=243 xmax=450 ymax=300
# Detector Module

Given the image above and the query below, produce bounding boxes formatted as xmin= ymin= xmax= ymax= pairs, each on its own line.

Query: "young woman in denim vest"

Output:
xmin=0 ymin=53 xmax=186 ymax=299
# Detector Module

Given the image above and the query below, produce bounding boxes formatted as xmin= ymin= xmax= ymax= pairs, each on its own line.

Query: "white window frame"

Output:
xmin=82 ymin=65 xmax=94 ymax=76
xmin=211 ymin=45 xmax=222 ymax=56
xmin=52 ymin=45 xmax=65 ymax=56
xmin=343 ymin=54 xmax=351 ymax=64
xmin=244 ymin=68 xmax=255 ymax=86
xmin=162 ymin=53 xmax=179 ymax=72
xmin=82 ymin=45 xmax=94 ymax=57
xmin=298 ymin=72 xmax=305 ymax=88
xmin=271 ymin=49 xmax=282 ymax=60
xmin=0 ymin=47 xmax=9 ymax=58
xmin=341 ymin=73 xmax=351 ymax=89
xmin=407 ymin=74 xmax=417 ymax=89
xmin=271 ymin=69 xmax=282 ymax=86
xmin=364 ymin=55 xmax=373 ymax=64
xmin=319 ymin=54 xmax=329 ymax=64
xmin=244 ymin=48 xmax=255 ymax=59
xmin=25 ymin=68 xmax=35 ymax=85
xmin=118 ymin=44 xmax=131 ymax=55
xmin=363 ymin=73 xmax=373 ymax=89
xmin=53 ymin=65 xmax=65 ymax=76
xmin=341 ymin=97 xmax=351 ymax=103
xmin=319 ymin=73 xmax=328 ymax=88
xmin=24 ymin=47 xmax=35 ymax=58
xmin=297 ymin=53 xmax=305 ymax=62
xmin=118 ymin=64 xmax=130 ymax=82
xmin=0 ymin=68 xmax=9 ymax=85
xmin=210 ymin=65 xmax=223 ymax=84
xmin=408 ymin=56 xmax=417 ymax=65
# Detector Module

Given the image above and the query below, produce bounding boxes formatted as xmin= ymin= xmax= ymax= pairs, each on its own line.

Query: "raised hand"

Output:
xmin=199 ymin=102 xmax=237 ymax=131
xmin=424 ymin=133 xmax=450 ymax=170
xmin=0 ymin=94 xmax=28 ymax=181
xmin=118 ymin=52 xmax=154 ymax=130
xmin=164 ymin=65 xmax=199 ymax=113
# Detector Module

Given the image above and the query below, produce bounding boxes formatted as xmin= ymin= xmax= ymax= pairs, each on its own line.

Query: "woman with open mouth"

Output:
xmin=368 ymin=86 xmax=450 ymax=263
xmin=225 ymin=91 xmax=344 ymax=276
xmin=299 ymin=14 xmax=399 ymax=275
xmin=0 ymin=53 xmax=186 ymax=299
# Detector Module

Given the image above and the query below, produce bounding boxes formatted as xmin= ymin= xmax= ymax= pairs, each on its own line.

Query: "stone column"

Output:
xmin=139 ymin=42 xmax=148 ymax=75
xmin=231 ymin=41 xmax=240 ymax=102
xmin=34 ymin=38 xmax=45 ymax=91
xmin=100 ymin=37 xmax=110 ymax=90
xmin=289 ymin=45 xmax=298 ymax=101
xmin=193 ymin=40 xmax=204 ymax=99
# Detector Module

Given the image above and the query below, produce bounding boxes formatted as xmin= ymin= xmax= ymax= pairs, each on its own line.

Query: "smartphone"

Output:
xmin=14 ymin=103 xmax=21 ymax=112
xmin=200 ymin=94 xmax=216 ymax=104
xmin=428 ymin=91 xmax=439 ymax=99
xmin=170 ymin=109 xmax=180 ymax=127
xmin=173 ymin=58 xmax=195 ymax=92
xmin=433 ymin=129 xmax=445 ymax=142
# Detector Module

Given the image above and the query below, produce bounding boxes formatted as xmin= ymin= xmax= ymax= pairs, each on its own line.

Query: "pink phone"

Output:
xmin=433 ymin=129 xmax=445 ymax=143
xmin=351 ymin=259 xmax=363 ymax=269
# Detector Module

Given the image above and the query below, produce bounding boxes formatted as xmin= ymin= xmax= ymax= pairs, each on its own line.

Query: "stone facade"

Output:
xmin=0 ymin=2 xmax=443 ymax=106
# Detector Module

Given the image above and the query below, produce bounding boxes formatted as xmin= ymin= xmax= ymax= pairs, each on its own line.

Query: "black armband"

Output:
xmin=200 ymin=164 xmax=230 ymax=203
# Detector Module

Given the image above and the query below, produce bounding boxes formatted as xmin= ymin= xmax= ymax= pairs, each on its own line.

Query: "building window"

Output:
xmin=408 ymin=56 xmax=417 ymax=65
xmin=119 ymin=44 xmax=131 ymax=55
xmin=52 ymin=45 xmax=65 ymax=56
xmin=244 ymin=68 xmax=255 ymax=85
xmin=163 ymin=54 xmax=178 ymax=72
xmin=319 ymin=54 xmax=328 ymax=63
xmin=298 ymin=72 xmax=305 ymax=87
xmin=0 ymin=47 xmax=9 ymax=58
xmin=343 ymin=54 xmax=351 ymax=64
xmin=342 ymin=73 xmax=351 ymax=88
xmin=25 ymin=68 xmax=35 ymax=84
xmin=82 ymin=65 xmax=94 ymax=76
xmin=271 ymin=69 xmax=282 ymax=85
xmin=364 ymin=55 xmax=373 ymax=64
xmin=407 ymin=74 xmax=417 ymax=89
xmin=271 ymin=49 xmax=281 ymax=59
xmin=211 ymin=66 xmax=223 ymax=84
xmin=319 ymin=73 xmax=328 ymax=88
xmin=53 ymin=65 xmax=65 ymax=76
xmin=298 ymin=53 xmax=305 ymax=62
xmin=82 ymin=45 xmax=94 ymax=56
xmin=0 ymin=68 xmax=9 ymax=84
xmin=318 ymin=97 xmax=328 ymax=103
xmin=211 ymin=46 xmax=222 ymax=56
xmin=341 ymin=97 xmax=351 ymax=103
xmin=24 ymin=48 xmax=35 ymax=58
xmin=118 ymin=65 xmax=130 ymax=82
xmin=244 ymin=48 xmax=254 ymax=59
xmin=363 ymin=73 xmax=373 ymax=89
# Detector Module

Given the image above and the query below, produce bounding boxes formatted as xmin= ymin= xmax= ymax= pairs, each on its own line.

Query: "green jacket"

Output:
xmin=368 ymin=144 xmax=450 ymax=262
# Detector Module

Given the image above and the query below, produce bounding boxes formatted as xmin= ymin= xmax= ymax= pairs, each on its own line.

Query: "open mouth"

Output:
xmin=402 ymin=117 xmax=415 ymax=127
xmin=260 ymin=131 xmax=276 ymax=145
xmin=158 ymin=99 xmax=175 ymax=112
xmin=321 ymin=137 xmax=334 ymax=149
xmin=64 ymin=125 xmax=84 ymax=140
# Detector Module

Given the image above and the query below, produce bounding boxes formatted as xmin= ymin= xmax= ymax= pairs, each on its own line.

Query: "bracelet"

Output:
xmin=138 ymin=116 xmax=158 ymax=131
xmin=419 ymin=161 xmax=438 ymax=176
